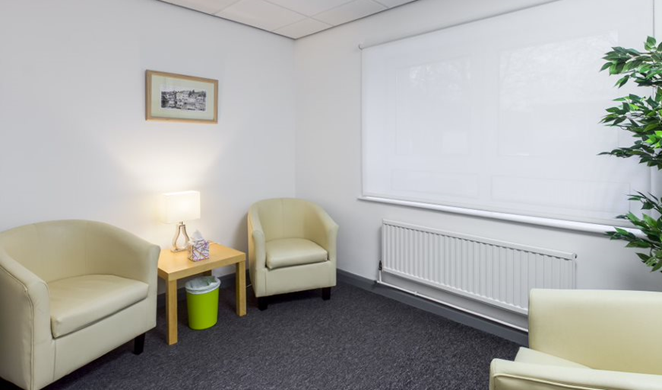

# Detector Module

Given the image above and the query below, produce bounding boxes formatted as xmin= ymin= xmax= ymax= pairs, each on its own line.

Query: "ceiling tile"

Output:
xmin=373 ymin=0 xmax=415 ymax=7
xmin=216 ymin=0 xmax=306 ymax=31
xmin=313 ymin=0 xmax=386 ymax=26
xmin=274 ymin=18 xmax=332 ymax=39
xmin=265 ymin=0 xmax=354 ymax=17
xmin=160 ymin=0 xmax=240 ymax=14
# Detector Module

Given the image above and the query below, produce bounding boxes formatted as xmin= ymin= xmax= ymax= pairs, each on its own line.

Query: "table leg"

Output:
xmin=236 ymin=261 xmax=247 ymax=317
xmin=166 ymin=280 xmax=178 ymax=345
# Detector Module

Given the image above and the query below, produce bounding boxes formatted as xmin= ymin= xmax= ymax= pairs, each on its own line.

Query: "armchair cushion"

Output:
xmin=266 ymin=238 xmax=328 ymax=270
xmin=49 ymin=275 xmax=148 ymax=338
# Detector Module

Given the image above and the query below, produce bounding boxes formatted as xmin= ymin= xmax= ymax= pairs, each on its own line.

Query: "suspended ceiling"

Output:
xmin=160 ymin=0 xmax=418 ymax=39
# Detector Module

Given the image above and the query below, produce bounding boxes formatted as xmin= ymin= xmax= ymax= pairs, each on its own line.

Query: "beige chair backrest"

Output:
xmin=0 ymin=220 xmax=127 ymax=283
xmin=529 ymin=289 xmax=662 ymax=375
xmin=252 ymin=198 xmax=319 ymax=242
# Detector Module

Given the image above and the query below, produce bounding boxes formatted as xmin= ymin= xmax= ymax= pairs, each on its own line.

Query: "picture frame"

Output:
xmin=145 ymin=70 xmax=218 ymax=124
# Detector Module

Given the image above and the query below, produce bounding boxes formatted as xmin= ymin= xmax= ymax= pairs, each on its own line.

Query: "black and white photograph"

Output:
xmin=146 ymin=70 xmax=218 ymax=123
xmin=160 ymin=89 xmax=207 ymax=112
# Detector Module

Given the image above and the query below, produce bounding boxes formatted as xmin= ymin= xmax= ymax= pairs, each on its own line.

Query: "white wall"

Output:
xmin=3 ymin=0 xmax=661 ymax=326
xmin=294 ymin=0 xmax=662 ymax=328
xmin=0 ymin=0 xmax=296 ymax=270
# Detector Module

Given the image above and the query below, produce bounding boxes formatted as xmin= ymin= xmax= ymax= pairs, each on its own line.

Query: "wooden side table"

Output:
xmin=158 ymin=242 xmax=246 ymax=345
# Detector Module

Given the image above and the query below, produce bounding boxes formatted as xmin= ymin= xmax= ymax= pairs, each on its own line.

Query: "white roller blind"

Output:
xmin=362 ymin=0 xmax=654 ymax=225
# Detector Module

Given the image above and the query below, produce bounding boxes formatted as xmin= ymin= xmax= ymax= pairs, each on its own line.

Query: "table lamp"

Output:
xmin=160 ymin=190 xmax=200 ymax=252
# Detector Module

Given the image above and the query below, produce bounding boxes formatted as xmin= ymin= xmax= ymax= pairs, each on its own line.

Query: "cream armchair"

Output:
xmin=248 ymin=198 xmax=338 ymax=310
xmin=0 ymin=220 xmax=160 ymax=390
xmin=490 ymin=289 xmax=662 ymax=390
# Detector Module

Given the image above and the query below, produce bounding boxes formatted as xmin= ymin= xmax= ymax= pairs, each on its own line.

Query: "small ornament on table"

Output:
xmin=188 ymin=230 xmax=210 ymax=261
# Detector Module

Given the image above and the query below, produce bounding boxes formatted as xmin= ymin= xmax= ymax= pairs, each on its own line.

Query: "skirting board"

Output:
xmin=337 ymin=269 xmax=528 ymax=346
xmin=157 ymin=269 xmax=527 ymax=345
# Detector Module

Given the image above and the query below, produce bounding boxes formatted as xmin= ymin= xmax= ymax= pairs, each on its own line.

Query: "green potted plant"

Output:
xmin=601 ymin=36 xmax=662 ymax=272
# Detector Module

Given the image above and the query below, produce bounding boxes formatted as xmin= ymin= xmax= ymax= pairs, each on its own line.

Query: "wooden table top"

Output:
xmin=158 ymin=242 xmax=246 ymax=281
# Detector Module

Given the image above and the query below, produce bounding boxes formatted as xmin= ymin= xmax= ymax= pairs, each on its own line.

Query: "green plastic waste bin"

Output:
xmin=185 ymin=276 xmax=221 ymax=330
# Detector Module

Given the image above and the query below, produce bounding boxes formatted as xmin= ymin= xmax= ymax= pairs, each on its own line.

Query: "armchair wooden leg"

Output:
xmin=133 ymin=333 xmax=145 ymax=355
xmin=258 ymin=297 xmax=268 ymax=311
xmin=322 ymin=287 xmax=331 ymax=301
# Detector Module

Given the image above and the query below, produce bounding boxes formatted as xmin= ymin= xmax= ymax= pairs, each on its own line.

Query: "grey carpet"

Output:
xmin=2 ymin=282 xmax=519 ymax=390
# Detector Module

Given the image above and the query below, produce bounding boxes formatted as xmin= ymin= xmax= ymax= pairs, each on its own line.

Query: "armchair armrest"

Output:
xmin=247 ymin=207 xmax=268 ymax=297
xmin=529 ymin=289 xmax=662 ymax=374
xmin=0 ymin=249 xmax=55 ymax=390
xmin=84 ymin=221 xmax=160 ymax=289
xmin=490 ymin=359 xmax=662 ymax=390
xmin=305 ymin=204 xmax=339 ymax=263
xmin=247 ymin=207 xmax=266 ymax=272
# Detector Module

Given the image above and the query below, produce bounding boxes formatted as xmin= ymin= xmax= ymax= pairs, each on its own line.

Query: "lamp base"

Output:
xmin=170 ymin=222 xmax=190 ymax=252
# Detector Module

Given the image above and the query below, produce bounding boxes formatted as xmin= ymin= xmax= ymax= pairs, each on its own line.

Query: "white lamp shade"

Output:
xmin=160 ymin=191 xmax=200 ymax=223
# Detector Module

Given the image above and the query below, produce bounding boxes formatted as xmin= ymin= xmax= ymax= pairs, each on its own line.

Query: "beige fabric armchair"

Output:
xmin=0 ymin=220 xmax=160 ymax=390
xmin=248 ymin=198 xmax=338 ymax=310
xmin=490 ymin=289 xmax=662 ymax=390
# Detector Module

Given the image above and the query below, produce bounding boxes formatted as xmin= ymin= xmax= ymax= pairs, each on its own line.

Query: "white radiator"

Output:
xmin=381 ymin=220 xmax=576 ymax=314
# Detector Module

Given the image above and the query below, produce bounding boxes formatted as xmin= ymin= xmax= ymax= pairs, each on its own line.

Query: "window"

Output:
xmin=361 ymin=0 xmax=655 ymax=226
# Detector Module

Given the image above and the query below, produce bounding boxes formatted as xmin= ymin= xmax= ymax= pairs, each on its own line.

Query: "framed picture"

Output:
xmin=146 ymin=70 xmax=218 ymax=124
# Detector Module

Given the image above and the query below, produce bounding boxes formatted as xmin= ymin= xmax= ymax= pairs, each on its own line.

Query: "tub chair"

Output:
xmin=490 ymin=289 xmax=662 ymax=390
xmin=0 ymin=220 xmax=160 ymax=390
xmin=248 ymin=198 xmax=338 ymax=310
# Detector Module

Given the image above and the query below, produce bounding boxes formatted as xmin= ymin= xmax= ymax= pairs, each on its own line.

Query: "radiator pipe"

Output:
xmin=377 ymin=270 xmax=528 ymax=333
